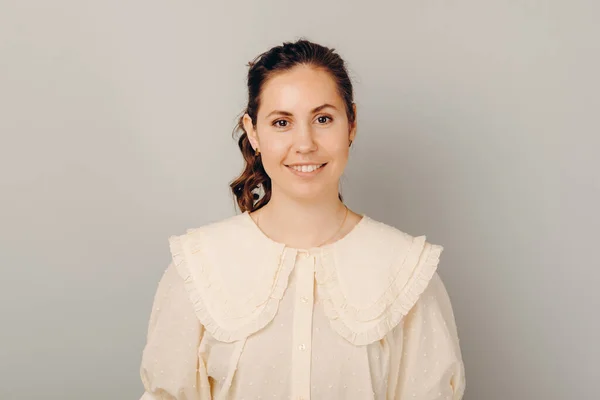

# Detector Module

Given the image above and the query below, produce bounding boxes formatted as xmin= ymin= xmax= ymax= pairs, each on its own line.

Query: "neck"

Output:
xmin=255 ymin=186 xmax=347 ymax=249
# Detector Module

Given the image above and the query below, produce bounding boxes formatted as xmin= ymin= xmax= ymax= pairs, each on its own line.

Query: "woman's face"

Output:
xmin=244 ymin=65 xmax=357 ymax=201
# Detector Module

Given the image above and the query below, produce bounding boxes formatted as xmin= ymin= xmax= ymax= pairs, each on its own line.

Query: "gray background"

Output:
xmin=1 ymin=1 xmax=598 ymax=399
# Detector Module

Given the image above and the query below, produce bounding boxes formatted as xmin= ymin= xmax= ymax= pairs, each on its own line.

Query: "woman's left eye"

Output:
xmin=317 ymin=116 xmax=332 ymax=124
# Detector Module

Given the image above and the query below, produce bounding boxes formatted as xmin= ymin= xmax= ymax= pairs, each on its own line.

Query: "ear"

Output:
xmin=242 ymin=113 xmax=260 ymax=151
xmin=348 ymin=103 xmax=357 ymax=142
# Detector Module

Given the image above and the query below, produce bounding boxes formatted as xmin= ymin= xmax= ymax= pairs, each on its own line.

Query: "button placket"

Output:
xmin=291 ymin=251 xmax=315 ymax=399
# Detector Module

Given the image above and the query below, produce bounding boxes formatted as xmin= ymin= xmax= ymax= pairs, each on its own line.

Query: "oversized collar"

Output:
xmin=168 ymin=212 xmax=443 ymax=345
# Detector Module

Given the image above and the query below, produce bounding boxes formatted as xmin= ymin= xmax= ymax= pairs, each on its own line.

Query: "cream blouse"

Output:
xmin=139 ymin=211 xmax=466 ymax=400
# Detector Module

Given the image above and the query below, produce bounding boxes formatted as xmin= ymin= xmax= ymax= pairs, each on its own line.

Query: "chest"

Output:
xmin=200 ymin=254 xmax=399 ymax=400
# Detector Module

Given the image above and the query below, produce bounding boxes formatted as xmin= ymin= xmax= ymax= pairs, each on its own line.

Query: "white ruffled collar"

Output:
xmin=168 ymin=212 xmax=443 ymax=345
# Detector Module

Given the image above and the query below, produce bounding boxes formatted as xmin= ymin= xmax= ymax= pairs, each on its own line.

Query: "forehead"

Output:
xmin=258 ymin=65 xmax=342 ymax=115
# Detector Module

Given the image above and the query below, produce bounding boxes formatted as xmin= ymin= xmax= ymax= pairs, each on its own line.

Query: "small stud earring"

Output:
xmin=255 ymin=147 xmax=260 ymax=156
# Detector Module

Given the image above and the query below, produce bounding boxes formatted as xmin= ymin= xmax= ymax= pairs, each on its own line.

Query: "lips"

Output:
xmin=285 ymin=163 xmax=327 ymax=167
xmin=285 ymin=162 xmax=328 ymax=175
xmin=287 ymin=163 xmax=326 ymax=172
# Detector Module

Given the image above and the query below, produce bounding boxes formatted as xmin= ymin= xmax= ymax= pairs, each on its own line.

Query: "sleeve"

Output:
xmin=390 ymin=272 xmax=466 ymax=400
xmin=139 ymin=262 xmax=212 ymax=400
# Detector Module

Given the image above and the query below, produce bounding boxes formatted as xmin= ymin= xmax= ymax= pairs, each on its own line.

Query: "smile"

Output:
xmin=285 ymin=163 xmax=327 ymax=176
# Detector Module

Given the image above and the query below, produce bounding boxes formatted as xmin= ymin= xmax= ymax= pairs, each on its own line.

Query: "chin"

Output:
xmin=288 ymin=184 xmax=334 ymax=201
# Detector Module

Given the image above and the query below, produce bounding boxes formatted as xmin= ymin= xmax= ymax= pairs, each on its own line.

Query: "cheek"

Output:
xmin=330 ymin=150 xmax=350 ymax=173
xmin=324 ymin=126 xmax=350 ymax=149
xmin=261 ymin=141 xmax=288 ymax=164
xmin=258 ymin=142 xmax=289 ymax=177
xmin=325 ymin=136 xmax=350 ymax=162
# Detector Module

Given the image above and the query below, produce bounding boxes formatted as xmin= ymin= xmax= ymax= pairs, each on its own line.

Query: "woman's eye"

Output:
xmin=317 ymin=116 xmax=332 ymax=124
xmin=273 ymin=120 xmax=288 ymax=128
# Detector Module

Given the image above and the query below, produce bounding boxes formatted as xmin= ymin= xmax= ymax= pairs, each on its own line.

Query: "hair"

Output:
xmin=229 ymin=38 xmax=356 ymax=213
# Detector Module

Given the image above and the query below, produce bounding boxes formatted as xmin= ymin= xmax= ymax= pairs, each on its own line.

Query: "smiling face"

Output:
xmin=243 ymin=65 xmax=356 ymax=201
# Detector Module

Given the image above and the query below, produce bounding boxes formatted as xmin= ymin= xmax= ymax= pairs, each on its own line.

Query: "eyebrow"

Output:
xmin=265 ymin=103 xmax=338 ymax=119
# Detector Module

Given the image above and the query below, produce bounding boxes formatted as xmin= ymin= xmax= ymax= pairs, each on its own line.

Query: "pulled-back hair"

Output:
xmin=230 ymin=38 xmax=356 ymax=213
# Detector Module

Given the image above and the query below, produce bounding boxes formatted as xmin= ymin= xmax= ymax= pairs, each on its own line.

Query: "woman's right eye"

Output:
xmin=273 ymin=119 xmax=288 ymax=128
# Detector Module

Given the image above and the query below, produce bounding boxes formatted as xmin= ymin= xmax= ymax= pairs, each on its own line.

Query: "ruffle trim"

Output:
xmin=168 ymin=233 xmax=296 ymax=343
xmin=315 ymin=235 xmax=443 ymax=345
xmin=180 ymin=229 xmax=283 ymax=320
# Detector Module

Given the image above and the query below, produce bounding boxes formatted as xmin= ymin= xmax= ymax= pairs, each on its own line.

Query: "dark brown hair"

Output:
xmin=229 ymin=38 xmax=356 ymax=213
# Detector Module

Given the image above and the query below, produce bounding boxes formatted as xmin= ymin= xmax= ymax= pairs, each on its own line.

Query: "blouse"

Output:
xmin=139 ymin=211 xmax=466 ymax=400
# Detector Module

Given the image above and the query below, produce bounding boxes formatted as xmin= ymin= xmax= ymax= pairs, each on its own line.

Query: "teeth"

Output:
xmin=290 ymin=164 xmax=324 ymax=172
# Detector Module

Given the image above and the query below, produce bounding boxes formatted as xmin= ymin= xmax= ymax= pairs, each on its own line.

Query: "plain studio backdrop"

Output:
xmin=1 ymin=1 xmax=598 ymax=399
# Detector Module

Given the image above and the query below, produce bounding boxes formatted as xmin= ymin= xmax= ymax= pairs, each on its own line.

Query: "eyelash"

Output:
xmin=272 ymin=115 xmax=333 ymax=128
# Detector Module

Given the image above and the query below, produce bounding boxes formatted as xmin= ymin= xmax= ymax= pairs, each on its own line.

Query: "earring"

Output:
xmin=349 ymin=140 xmax=353 ymax=148
xmin=255 ymin=147 xmax=260 ymax=156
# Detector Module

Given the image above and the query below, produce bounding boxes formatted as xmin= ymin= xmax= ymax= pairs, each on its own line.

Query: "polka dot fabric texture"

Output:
xmin=139 ymin=212 xmax=466 ymax=400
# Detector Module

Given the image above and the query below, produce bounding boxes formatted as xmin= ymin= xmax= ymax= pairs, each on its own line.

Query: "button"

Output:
xmin=300 ymin=296 xmax=309 ymax=303
xmin=298 ymin=344 xmax=306 ymax=351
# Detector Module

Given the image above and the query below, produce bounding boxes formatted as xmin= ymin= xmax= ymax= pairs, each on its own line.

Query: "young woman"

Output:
xmin=139 ymin=39 xmax=466 ymax=400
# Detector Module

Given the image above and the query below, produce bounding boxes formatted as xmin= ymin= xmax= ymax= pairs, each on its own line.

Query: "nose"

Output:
xmin=293 ymin=123 xmax=318 ymax=153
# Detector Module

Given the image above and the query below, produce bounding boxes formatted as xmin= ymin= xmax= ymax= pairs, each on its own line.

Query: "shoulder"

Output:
xmin=316 ymin=215 xmax=445 ymax=344
xmin=333 ymin=214 xmax=441 ymax=276
xmin=166 ymin=212 xmax=286 ymax=342
xmin=173 ymin=212 xmax=250 ymax=242
xmin=168 ymin=212 xmax=275 ymax=261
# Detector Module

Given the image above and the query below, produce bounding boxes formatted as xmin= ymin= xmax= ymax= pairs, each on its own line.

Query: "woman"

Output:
xmin=139 ymin=39 xmax=465 ymax=400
